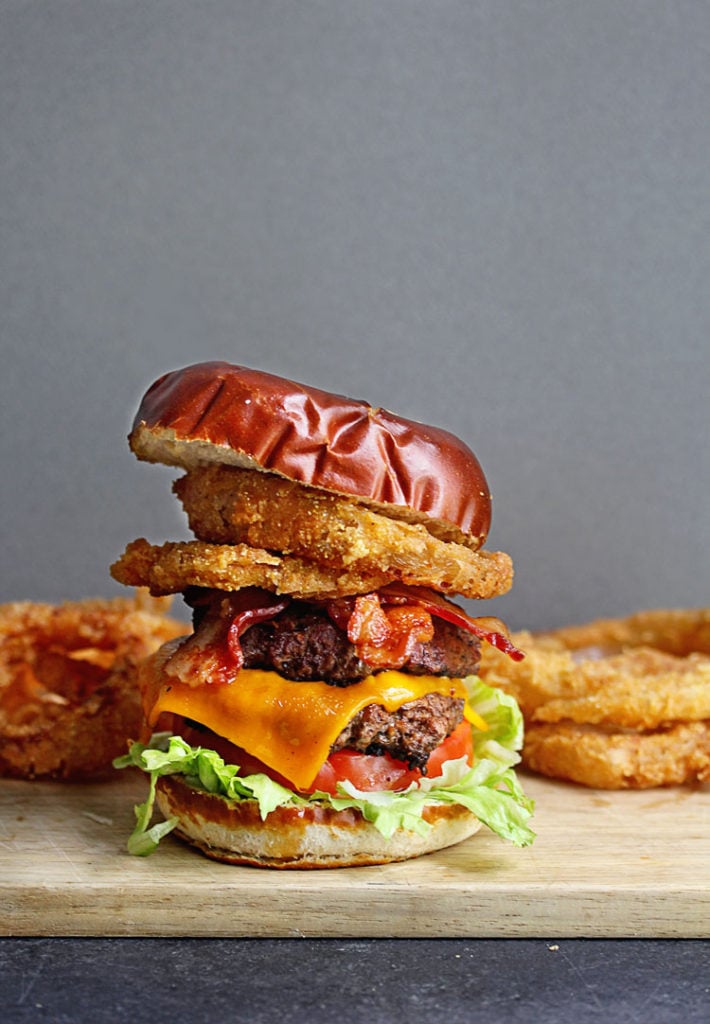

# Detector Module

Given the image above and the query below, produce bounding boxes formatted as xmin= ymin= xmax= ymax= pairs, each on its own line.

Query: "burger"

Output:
xmin=112 ymin=361 xmax=534 ymax=867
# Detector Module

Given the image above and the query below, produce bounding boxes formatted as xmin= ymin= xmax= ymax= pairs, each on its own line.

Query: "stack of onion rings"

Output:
xmin=478 ymin=609 xmax=710 ymax=788
xmin=111 ymin=466 xmax=513 ymax=602
xmin=0 ymin=594 xmax=187 ymax=780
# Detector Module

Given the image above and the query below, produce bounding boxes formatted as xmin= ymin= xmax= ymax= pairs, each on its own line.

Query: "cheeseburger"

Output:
xmin=112 ymin=361 xmax=534 ymax=866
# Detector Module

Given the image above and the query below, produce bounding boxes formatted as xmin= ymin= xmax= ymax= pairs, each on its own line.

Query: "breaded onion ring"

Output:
xmin=530 ymin=648 xmax=710 ymax=729
xmin=0 ymin=595 xmax=187 ymax=780
xmin=110 ymin=533 xmax=514 ymax=602
xmin=538 ymin=607 xmax=710 ymax=659
xmin=478 ymin=608 xmax=710 ymax=788
xmin=522 ymin=721 xmax=710 ymax=790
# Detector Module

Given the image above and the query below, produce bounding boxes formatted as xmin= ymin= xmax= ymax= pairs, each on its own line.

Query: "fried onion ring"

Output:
xmin=478 ymin=608 xmax=710 ymax=788
xmin=0 ymin=594 xmax=187 ymax=780
xmin=522 ymin=721 xmax=710 ymax=789
xmin=174 ymin=465 xmax=513 ymax=599
xmin=110 ymin=534 xmax=514 ymax=602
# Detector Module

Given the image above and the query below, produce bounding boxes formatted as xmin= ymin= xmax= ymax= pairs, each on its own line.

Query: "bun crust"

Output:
xmin=155 ymin=774 xmax=482 ymax=868
xmin=130 ymin=361 xmax=492 ymax=545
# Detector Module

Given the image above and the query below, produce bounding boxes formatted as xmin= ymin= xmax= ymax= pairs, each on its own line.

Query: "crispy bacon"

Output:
xmin=376 ymin=584 xmax=525 ymax=662
xmin=168 ymin=589 xmax=290 ymax=685
xmin=326 ymin=585 xmax=523 ymax=667
xmin=341 ymin=593 xmax=435 ymax=669
xmin=225 ymin=598 xmax=291 ymax=669
xmin=172 ymin=582 xmax=523 ymax=689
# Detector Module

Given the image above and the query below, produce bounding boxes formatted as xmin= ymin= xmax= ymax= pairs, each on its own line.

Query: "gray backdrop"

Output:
xmin=1 ymin=1 xmax=708 ymax=631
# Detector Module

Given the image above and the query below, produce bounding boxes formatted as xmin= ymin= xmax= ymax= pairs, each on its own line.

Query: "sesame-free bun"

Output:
xmin=129 ymin=362 xmax=492 ymax=546
xmin=155 ymin=774 xmax=482 ymax=868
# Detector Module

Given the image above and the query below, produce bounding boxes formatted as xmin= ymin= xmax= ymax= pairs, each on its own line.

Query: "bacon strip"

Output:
xmin=342 ymin=593 xmax=435 ymax=669
xmin=226 ymin=598 xmax=291 ymax=669
xmin=172 ymin=582 xmax=523 ymax=690
xmin=167 ymin=589 xmax=290 ymax=685
xmin=377 ymin=583 xmax=525 ymax=662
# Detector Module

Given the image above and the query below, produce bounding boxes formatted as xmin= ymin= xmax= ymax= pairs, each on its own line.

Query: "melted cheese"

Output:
xmin=143 ymin=667 xmax=466 ymax=790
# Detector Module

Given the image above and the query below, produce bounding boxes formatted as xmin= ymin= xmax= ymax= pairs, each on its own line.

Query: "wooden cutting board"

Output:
xmin=1 ymin=771 xmax=707 ymax=937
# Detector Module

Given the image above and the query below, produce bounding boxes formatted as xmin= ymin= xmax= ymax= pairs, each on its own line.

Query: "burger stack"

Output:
xmin=112 ymin=361 xmax=534 ymax=866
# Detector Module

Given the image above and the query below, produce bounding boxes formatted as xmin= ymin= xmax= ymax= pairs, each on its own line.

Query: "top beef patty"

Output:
xmin=234 ymin=601 xmax=481 ymax=684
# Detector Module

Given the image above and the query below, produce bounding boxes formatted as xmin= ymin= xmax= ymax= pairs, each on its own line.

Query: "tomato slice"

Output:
xmin=171 ymin=717 xmax=473 ymax=796
xmin=422 ymin=720 xmax=473 ymax=778
xmin=311 ymin=748 xmax=419 ymax=794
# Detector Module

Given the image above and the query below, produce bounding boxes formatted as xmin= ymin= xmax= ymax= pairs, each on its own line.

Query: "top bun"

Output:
xmin=129 ymin=361 xmax=492 ymax=546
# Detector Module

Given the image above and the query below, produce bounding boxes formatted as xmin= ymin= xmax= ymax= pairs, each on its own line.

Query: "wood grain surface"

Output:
xmin=1 ymin=771 xmax=707 ymax=937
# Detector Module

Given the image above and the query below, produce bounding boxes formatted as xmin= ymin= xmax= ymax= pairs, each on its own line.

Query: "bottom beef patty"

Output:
xmin=332 ymin=692 xmax=465 ymax=771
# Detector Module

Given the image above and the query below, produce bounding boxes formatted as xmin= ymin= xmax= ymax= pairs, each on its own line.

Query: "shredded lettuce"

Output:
xmin=113 ymin=676 xmax=535 ymax=855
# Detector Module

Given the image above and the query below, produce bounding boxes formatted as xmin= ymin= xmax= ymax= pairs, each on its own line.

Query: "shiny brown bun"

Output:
xmin=129 ymin=361 xmax=492 ymax=547
xmin=155 ymin=773 xmax=482 ymax=868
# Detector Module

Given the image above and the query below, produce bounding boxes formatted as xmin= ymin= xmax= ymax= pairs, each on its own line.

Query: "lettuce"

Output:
xmin=113 ymin=676 xmax=535 ymax=855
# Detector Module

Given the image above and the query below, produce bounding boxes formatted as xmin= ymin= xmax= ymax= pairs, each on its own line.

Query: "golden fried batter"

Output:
xmin=482 ymin=638 xmax=710 ymax=729
xmin=536 ymin=608 xmax=710 ymax=660
xmin=174 ymin=465 xmax=513 ymax=598
xmin=522 ymin=721 xmax=710 ymax=789
xmin=111 ymin=535 xmax=514 ymax=602
xmin=0 ymin=595 xmax=187 ymax=779
xmin=478 ymin=608 xmax=710 ymax=788
xmin=530 ymin=648 xmax=710 ymax=729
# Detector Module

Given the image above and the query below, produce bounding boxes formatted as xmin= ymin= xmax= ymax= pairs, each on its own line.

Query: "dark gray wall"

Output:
xmin=2 ymin=1 xmax=708 ymax=630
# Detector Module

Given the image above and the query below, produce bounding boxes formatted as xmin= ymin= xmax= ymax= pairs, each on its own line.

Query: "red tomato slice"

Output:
xmin=422 ymin=720 xmax=473 ymax=778
xmin=311 ymin=749 xmax=419 ymax=794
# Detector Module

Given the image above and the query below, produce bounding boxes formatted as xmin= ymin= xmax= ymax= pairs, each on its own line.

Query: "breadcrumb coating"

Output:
xmin=478 ymin=608 xmax=710 ymax=788
xmin=173 ymin=465 xmax=512 ymax=599
xmin=111 ymin=534 xmax=513 ymax=601
xmin=0 ymin=595 xmax=187 ymax=779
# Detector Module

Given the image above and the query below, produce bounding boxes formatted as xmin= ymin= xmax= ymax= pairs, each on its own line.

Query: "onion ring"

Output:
xmin=110 ymin=534 xmax=513 ymax=602
xmin=522 ymin=721 xmax=710 ymax=789
xmin=0 ymin=594 xmax=187 ymax=779
xmin=478 ymin=608 xmax=710 ymax=788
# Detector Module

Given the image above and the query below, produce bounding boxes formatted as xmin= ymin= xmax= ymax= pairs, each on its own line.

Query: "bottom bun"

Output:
xmin=155 ymin=774 xmax=482 ymax=868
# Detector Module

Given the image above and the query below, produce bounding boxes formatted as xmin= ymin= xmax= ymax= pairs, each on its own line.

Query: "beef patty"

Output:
xmin=332 ymin=692 xmax=465 ymax=771
xmin=239 ymin=602 xmax=481 ymax=684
